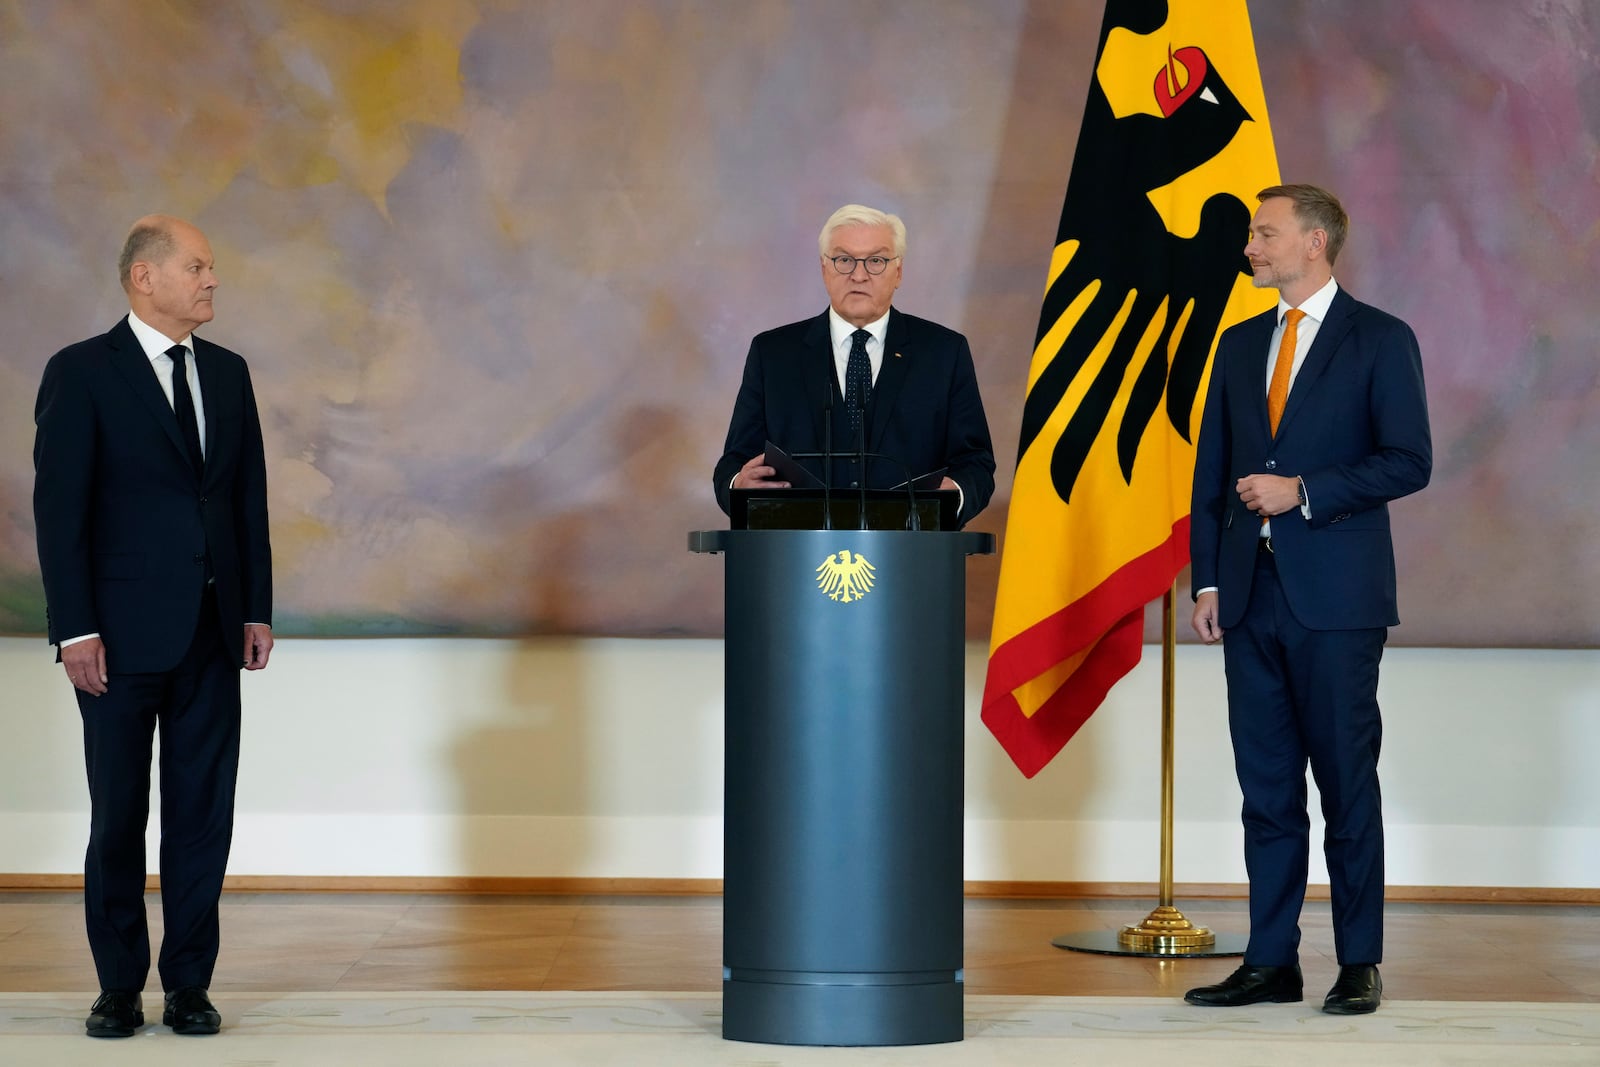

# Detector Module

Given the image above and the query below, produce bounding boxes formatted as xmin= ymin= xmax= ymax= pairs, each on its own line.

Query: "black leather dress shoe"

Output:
xmin=1185 ymin=963 xmax=1304 ymax=1006
xmin=86 ymin=990 xmax=144 ymax=1038
xmin=163 ymin=986 xmax=222 ymax=1035
xmin=1323 ymin=963 xmax=1382 ymax=1014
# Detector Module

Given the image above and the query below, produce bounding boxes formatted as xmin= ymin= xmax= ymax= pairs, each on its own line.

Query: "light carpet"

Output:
xmin=1 ymin=992 xmax=1596 ymax=1066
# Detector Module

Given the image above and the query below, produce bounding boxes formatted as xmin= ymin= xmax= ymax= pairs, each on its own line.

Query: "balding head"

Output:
xmin=120 ymin=215 xmax=218 ymax=342
xmin=119 ymin=215 xmax=183 ymax=291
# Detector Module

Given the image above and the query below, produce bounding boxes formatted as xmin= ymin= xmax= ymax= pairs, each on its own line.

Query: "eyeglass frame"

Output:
xmin=826 ymin=254 xmax=902 ymax=276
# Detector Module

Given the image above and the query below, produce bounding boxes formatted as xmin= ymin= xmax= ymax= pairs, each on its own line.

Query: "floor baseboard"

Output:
xmin=1 ymin=873 xmax=1595 ymax=904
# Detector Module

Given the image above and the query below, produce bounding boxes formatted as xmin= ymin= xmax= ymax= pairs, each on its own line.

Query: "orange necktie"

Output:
xmin=1267 ymin=308 xmax=1305 ymax=437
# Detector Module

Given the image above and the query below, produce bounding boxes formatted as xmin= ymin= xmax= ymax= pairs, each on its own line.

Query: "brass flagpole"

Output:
xmin=1052 ymin=582 xmax=1246 ymax=957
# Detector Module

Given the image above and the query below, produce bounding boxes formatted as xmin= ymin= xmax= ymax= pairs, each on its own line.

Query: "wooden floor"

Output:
xmin=2 ymin=892 xmax=1596 ymax=1002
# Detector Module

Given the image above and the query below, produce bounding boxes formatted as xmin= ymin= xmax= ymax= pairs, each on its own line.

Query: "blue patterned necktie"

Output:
xmin=845 ymin=328 xmax=872 ymax=438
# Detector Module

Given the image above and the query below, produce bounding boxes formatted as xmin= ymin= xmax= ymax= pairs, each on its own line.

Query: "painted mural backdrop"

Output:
xmin=0 ymin=1 xmax=1594 ymax=646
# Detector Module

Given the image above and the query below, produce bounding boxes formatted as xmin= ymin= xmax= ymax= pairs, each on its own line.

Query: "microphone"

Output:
xmin=904 ymin=465 xmax=922 ymax=532
xmin=821 ymin=381 xmax=834 ymax=531
xmin=855 ymin=381 xmax=869 ymax=530
xmin=785 ymin=450 xmax=930 ymax=530
xmin=868 ymin=451 xmax=923 ymax=530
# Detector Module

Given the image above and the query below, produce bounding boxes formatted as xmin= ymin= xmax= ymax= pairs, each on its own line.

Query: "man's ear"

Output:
xmin=127 ymin=261 xmax=152 ymax=293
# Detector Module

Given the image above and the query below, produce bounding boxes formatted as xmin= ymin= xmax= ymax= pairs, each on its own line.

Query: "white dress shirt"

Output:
xmin=827 ymin=306 xmax=887 ymax=393
xmin=825 ymin=305 xmax=966 ymax=512
xmin=1264 ymin=277 xmax=1337 ymax=402
xmin=1259 ymin=277 xmax=1336 ymax=536
xmin=127 ymin=309 xmax=207 ymax=457
xmin=1196 ymin=278 xmax=1338 ymax=598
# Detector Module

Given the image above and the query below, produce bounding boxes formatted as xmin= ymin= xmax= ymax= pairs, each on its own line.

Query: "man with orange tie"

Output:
xmin=1185 ymin=185 xmax=1431 ymax=1015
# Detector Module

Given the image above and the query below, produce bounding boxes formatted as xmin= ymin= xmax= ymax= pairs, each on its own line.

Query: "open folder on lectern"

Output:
xmin=763 ymin=441 xmax=947 ymax=492
xmin=734 ymin=442 xmax=958 ymax=531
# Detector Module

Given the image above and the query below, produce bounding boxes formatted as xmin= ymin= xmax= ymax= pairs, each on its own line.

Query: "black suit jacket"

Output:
xmin=34 ymin=315 xmax=272 ymax=672
xmin=713 ymin=308 xmax=996 ymax=524
xmin=1190 ymin=287 xmax=1431 ymax=630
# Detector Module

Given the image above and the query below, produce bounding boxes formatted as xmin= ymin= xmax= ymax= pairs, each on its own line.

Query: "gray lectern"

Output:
xmin=690 ymin=523 xmax=994 ymax=1046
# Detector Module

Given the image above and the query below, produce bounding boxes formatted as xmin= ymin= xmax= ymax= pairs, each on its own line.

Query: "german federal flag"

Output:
xmin=983 ymin=0 xmax=1282 ymax=777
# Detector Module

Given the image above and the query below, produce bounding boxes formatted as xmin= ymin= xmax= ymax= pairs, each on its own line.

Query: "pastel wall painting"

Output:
xmin=1 ymin=2 xmax=1594 ymax=647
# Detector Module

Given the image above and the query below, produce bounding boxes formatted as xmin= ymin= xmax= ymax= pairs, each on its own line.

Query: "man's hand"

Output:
xmin=938 ymin=476 xmax=958 ymax=492
xmin=244 ymin=624 xmax=274 ymax=670
xmin=1192 ymin=591 xmax=1223 ymax=645
xmin=1235 ymin=473 xmax=1300 ymax=518
xmin=732 ymin=452 xmax=790 ymax=492
xmin=62 ymin=637 xmax=109 ymax=696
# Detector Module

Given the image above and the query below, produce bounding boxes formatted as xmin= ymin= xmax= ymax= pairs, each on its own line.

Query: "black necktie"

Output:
xmin=166 ymin=344 xmax=204 ymax=476
xmin=845 ymin=328 xmax=872 ymax=438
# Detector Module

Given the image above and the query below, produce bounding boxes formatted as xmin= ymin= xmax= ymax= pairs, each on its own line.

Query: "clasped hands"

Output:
xmin=1190 ymin=474 xmax=1303 ymax=646
xmin=1235 ymin=473 xmax=1300 ymax=518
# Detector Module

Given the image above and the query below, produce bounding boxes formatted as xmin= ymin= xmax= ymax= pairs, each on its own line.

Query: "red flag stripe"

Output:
xmin=980 ymin=609 xmax=1145 ymax=779
xmin=984 ymin=516 xmax=1189 ymax=696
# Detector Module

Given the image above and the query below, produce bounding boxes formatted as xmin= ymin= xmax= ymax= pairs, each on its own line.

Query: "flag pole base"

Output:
xmin=1052 ymin=905 xmax=1247 ymax=957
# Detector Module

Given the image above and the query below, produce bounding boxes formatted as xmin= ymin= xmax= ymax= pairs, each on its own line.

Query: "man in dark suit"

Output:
xmin=714 ymin=204 xmax=995 ymax=526
xmin=1185 ymin=185 xmax=1431 ymax=1015
xmin=33 ymin=215 xmax=273 ymax=1038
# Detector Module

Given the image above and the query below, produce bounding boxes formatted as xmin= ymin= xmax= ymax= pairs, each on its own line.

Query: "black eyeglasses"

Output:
xmin=828 ymin=254 xmax=900 ymax=276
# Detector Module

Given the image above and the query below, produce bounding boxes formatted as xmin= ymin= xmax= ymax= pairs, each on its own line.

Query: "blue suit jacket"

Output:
xmin=1190 ymin=287 xmax=1431 ymax=631
xmin=714 ymin=307 xmax=996 ymax=525
xmin=33 ymin=316 xmax=273 ymax=672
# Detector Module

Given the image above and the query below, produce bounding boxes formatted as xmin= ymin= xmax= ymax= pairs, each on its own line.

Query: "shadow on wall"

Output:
xmin=450 ymin=638 xmax=592 ymax=880
xmin=449 ymin=510 xmax=595 ymax=878
xmin=446 ymin=390 xmax=716 ymax=880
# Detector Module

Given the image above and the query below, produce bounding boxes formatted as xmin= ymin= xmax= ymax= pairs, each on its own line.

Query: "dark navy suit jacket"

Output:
xmin=34 ymin=315 xmax=272 ymax=673
xmin=1190 ymin=287 xmax=1431 ymax=630
xmin=714 ymin=307 xmax=996 ymax=525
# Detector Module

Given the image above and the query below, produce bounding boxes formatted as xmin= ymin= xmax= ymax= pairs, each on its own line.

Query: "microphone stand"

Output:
xmin=784 ymin=451 xmax=935 ymax=531
xmin=821 ymin=386 xmax=834 ymax=531
xmin=849 ymin=378 xmax=918 ymax=530
xmin=855 ymin=387 xmax=870 ymax=530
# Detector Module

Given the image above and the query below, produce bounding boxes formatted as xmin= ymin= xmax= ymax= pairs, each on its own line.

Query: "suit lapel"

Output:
xmin=1235 ymin=309 xmax=1277 ymax=440
xmin=801 ymin=310 xmax=836 ymax=446
xmin=194 ymin=338 xmax=233 ymax=488
xmin=1277 ymin=288 xmax=1356 ymax=439
xmin=868 ymin=307 xmax=911 ymax=451
xmin=105 ymin=316 xmax=195 ymax=470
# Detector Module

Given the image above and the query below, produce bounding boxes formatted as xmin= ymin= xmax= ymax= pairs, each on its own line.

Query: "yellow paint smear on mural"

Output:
xmin=261 ymin=1 xmax=478 ymax=213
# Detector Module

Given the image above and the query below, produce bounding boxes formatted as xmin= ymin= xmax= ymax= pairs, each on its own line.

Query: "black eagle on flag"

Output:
xmin=1018 ymin=0 xmax=1255 ymax=502
xmin=984 ymin=0 xmax=1281 ymax=777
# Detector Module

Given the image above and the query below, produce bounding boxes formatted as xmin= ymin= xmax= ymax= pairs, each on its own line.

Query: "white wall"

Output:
xmin=1 ymin=636 xmax=1596 ymax=887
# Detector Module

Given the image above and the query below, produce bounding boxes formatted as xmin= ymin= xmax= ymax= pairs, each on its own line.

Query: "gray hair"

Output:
xmin=818 ymin=204 xmax=907 ymax=259
xmin=118 ymin=221 xmax=177 ymax=289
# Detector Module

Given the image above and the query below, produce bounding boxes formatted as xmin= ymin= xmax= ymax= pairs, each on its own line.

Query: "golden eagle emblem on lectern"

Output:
xmin=816 ymin=550 xmax=875 ymax=603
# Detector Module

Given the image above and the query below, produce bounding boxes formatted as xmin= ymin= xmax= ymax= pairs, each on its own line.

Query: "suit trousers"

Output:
xmin=77 ymin=587 xmax=241 ymax=993
xmin=1223 ymin=550 xmax=1387 ymax=968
